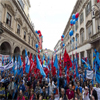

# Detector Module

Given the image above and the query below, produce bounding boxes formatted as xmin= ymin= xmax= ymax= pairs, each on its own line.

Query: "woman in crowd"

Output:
xmin=75 ymin=88 xmax=82 ymax=100
xmin=49 ymin=93 xmax=54 ymax=100
xmin=17 ymin=90 xmax=25 ymax=100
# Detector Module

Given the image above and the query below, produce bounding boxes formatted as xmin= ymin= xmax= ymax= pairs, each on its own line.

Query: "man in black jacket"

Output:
xmin=41 ymin=86 xmax=48 ymax=99
xmin=60 ymin=88 xmax=67 ymax=100
xmin=90 ymin=84 xmax=98 ymax=100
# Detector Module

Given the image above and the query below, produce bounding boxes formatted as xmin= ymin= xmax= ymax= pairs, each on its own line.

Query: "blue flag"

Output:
xmin=94 ymin=49 xmax=100 ymax=66
xmin=75 ymin=58 xmax=79 ymax=77
xmin=54 ymin=55 xmax=59 ymax=87
xmin=18 ymin=55 xmax=23 ymax=77
xmin=81 ymin=59 xmax=91 ymax=70
xmin=54 ymin=55 xmax=58 ymax=70
xmin=36 ymin=55 xmax=46 ymax=77
xmin=25 ymin=50 xmax=30 ymax=73
xmin=14 ymin=57 xmax=17 ymax=76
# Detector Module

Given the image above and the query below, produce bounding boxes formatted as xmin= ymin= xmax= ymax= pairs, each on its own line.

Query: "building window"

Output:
xmin=80 ymin=31 xmax=84 ymax=44
xmin=87 ymin=50 xmax=91 ymax=66
xmin=18 ymin=0 xmax=24 ymax=9
xmin=76 ymin=34 xmax=79 ymax=46
xmin=6 ymin=12 xmax=12 ymax=26
xmin=96 ymin=18 xmax=100 ymax=32
xmin=32 ymin=39 xmax=33 ymax=46
xmin=86 ymin=1 xmax=91 ymax=17
xmin=28 ymin=36 xmax=30 ymax=44
xmin=24 ymin=31 xmax=26 ymax=40
xmin=75 ymin=21 xmax=78 ymax=31
xmin=80 ymin=13 xmax=84 ymax=24
xmin=17 ymin=24 xmax=20 ymax=34
xmin=87 ymin=25 xmax=92 ymax=39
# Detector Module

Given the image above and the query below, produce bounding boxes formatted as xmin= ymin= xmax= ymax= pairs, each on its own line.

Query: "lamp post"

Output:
xmin=0 ymin=21 xmax=3 ymax=34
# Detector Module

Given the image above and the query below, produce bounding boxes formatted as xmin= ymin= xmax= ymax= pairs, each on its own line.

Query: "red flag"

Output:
xmin=51 ymin=56 xmax=56 ymax=76
xmin=97 ymin=0 xmax=100 ymax=3
xmin=38 ymin=55 xmax=42 ymax=64
xmin=28 ymin=54 xmax=35 ymax=77
xmin=63 ymin=49 xmax=72 ymax=68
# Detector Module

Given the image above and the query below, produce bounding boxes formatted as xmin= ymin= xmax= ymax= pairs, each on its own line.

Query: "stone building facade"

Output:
xmin=0 ymin=0 xmax=38 ymax=58
xmin=62 ymin=0 xmax=100 ymax=67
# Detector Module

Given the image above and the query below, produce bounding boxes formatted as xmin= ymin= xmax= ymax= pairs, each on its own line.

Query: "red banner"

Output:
xmin=39 ymin=37 xmax=42 ymax=50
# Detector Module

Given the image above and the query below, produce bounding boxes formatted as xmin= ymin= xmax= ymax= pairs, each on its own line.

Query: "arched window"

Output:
xmin=76 ymin=34 xmax=79 ymax=46
xmin=86 ymin=20 xmax=92 ymax=39
xmin=80 ymin=28 xmax=84 ymax=44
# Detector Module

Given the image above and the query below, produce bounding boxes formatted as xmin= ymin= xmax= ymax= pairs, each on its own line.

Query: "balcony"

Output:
xmin=90 ymin=31 xmax=100 ymax=44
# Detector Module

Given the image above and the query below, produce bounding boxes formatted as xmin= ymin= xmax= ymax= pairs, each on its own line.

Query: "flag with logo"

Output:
xmin=25 ymin=50 xmax=30 ymax=73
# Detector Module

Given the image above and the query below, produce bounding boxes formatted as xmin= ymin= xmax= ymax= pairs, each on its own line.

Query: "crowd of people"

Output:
xmin=0 ymin=70 xmax=100 ymax=100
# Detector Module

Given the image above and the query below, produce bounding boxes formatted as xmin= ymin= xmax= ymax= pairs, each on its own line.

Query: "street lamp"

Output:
xmin=0 ymin=21 xmax=3 ymax=34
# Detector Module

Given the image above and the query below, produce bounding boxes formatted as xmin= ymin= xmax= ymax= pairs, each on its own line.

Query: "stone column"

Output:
xmin=83 ymin=8 xmax=86 ymax=40
xmin=84 ymin=50 xmax=87 ymax=58
xmin=91 ymin=0 xmax=96 ymax=35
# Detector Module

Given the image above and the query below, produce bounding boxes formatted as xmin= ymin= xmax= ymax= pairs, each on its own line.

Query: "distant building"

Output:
xmin=62 ymin=0 xmax=100 ymax=67
xmin=54 ymin=39 xmax=62 ymax=59
xmin=0 ymin=0 xmax=38 ymax=58
xmin=43 ymin=49 xmax=54 ymax=59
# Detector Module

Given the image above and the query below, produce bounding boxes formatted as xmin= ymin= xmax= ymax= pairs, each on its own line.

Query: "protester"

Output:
xmin=35 ymin=80 xmax=42 ymax=99
xmin=75 ymin=88 xmax=82 ymax=100
xmin=75 ymin=81 xmax=82 ymax=93
xmin=48 ymin=78 xmax=56 ymax=96
xmin=82 ymin=86 xmax=90 ymax=100
xmin=41 ymin=86 xmax=48 ymax=99
xmin=29 ymin=89 xmax=34 ymax=100
xmin=8 ymin=77 xmax=14 ymax=99
xmin=94 ymin=83 xmax=100 ymax=100
xmin=66 ymin=83 xmax=74 ymax=100
xmin=17 ymin=90 xmax=25 ymax=100
xmin=19 ymin=80 xmax=25 ymax=93
xmin=90 ymin=83 xmax=98 ymax=100
xmin=0 ymin=81 xmax=5 ymax=99
xmin=60 ymin=88 xmax=67 ymax=100
xmin=49 ymin=93 xmax=54 ymax=100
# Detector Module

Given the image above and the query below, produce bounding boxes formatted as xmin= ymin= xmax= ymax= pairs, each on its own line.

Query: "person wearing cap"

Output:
xmin=0 ymin=81 xmax=5 ymax=99
xmin=82 ymin=86 xmax=90 ymax=100
xmin=90 ymin=83 xmax=98 ymax=100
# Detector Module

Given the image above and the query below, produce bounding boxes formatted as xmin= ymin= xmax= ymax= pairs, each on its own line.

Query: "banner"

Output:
xmin=86 ymin=70 xmax=93 ymax=79
xmin=0 ymin=59 xmax=13 ymax=70
xmin=0 ymin=54 xmax=10 ymax=66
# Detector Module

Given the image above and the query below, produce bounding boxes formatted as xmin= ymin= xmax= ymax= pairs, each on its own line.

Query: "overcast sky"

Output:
xmin=29 ymin=0 xmax=77 ymax=51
